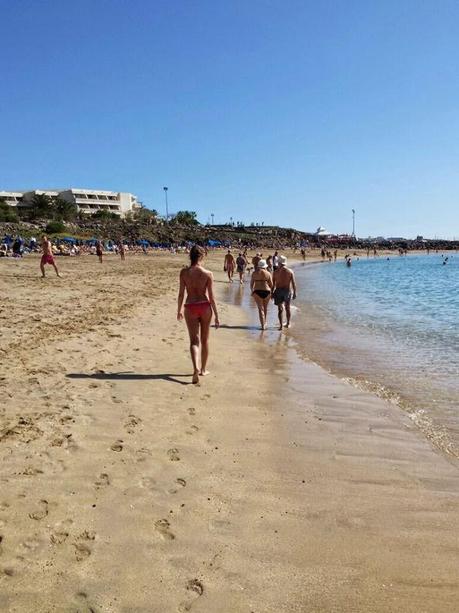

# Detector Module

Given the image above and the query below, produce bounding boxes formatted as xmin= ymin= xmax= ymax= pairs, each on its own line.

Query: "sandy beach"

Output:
xmin=1 ymin=252 xmax=458 ymax=613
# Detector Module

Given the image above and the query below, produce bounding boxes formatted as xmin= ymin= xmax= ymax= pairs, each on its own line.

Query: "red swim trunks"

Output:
xmin=41 ymin=254 xmax=55 ymax=265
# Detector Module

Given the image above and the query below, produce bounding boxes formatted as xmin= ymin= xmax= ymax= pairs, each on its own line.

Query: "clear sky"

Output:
xmin=2 ymin=0 xmax=459 ymax=238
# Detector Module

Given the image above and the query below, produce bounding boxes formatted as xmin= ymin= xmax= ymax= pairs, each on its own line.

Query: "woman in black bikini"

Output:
xmin=250 ymin=259 xmax=273 ymax=330
xmin=177 ymin=245 xmax=220 ymax=383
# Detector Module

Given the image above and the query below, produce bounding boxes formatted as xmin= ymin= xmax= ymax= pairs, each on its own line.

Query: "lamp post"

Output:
xmin=352 ymin=209 xmax=356 ymax=237
xmin=163 ymin=187 xmax=169 ymax=222
xmin=211 ymin=213 xmax=214 ymax=225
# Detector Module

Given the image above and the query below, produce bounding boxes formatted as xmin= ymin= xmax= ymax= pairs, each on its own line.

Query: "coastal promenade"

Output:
xmin=0 ymin=253 xmax=458 ymax=612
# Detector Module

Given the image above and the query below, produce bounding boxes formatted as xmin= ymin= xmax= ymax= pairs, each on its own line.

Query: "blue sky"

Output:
xmin=1 ymin=0 xmax=459 ymax=238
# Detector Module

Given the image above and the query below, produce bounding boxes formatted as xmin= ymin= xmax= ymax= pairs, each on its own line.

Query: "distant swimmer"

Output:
xmin=250 ymin=259 xmax=273 ymax=331
xmin=346 ymin=257 xmax=352 ymax=267
xmin=272 ymin=256 xmax=296 ymax=330
xmin=40 ymin=235 xmax=60 ymax=278
xmin=224 ymin=249 xmax=235 ymax=283
xmin=177 ymin=245 xmax=220 ymax=384
xmin=236 ymin=252 xmax=247 ymax=284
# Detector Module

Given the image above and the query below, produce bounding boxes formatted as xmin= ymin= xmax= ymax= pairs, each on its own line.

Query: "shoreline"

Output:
xmin=282 ymin=254 xmax=459 ymax=462
xmin=1 ymin=254 xmax=458 ymax=611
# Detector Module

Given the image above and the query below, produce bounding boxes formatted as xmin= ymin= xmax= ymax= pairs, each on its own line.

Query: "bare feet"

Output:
xmin=199 ymin=370 xmax=210 ymax=376
xmin=192 ymin=372 xmax=200 ymax=384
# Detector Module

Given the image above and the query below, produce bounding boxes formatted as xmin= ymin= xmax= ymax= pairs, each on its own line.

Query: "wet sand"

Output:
xmin=0 ymin=252 xmax=458 ymax=612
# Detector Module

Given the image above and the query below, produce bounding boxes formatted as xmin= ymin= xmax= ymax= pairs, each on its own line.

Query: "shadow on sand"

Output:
xmin=66 ymin=372 xmax=192 ymax=386
xmin=218 ymin=324 xmax=259 ymax=331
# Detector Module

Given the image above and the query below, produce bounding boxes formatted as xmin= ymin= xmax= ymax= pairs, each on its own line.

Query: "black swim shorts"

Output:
xmin=273 ymin=288 xmax=292 ymax=305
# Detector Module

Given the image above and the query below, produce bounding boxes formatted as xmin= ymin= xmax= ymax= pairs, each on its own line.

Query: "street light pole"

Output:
xmin=352 ymin=209 xmax=356 ymax=237
xmin=163 ymin=187 xmax=169 ymax=222
xmin=211 ymin=213 xmax=214 ymax=225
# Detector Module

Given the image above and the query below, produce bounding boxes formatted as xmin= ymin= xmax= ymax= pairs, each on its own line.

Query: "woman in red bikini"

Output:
xmin=177 ymin=245 xmax=220 ymax=384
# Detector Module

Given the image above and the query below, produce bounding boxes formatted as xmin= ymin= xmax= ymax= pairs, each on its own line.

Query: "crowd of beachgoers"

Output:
xmin=0 ymin=234 xmax=302 ymax=258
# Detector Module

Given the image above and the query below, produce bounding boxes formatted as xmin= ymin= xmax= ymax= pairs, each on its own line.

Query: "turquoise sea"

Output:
xmin=290 ymin=254 xmax=459 ymax=457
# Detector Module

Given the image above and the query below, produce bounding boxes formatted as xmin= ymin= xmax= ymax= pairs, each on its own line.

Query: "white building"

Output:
xmin=0 ymin=188 xmax=141 ymax=217
xmin=0 ymin=191 xmax=25 ymax=207
xmin=58 ymin=189 xmax=141 ymax=216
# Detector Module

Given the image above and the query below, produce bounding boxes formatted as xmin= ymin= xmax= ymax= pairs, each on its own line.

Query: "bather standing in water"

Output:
xmin=177 ymin=245 xmax=220 ymax=384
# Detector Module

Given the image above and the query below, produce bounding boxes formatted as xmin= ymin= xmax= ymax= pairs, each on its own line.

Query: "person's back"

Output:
xmin=273 ymin=265 xmax=293 ymax=289
xmin=252 ymin=268 xmax=272 ymax=289
xmin=236 ymin=255 xmax=245 ymax=268
xmin=182 ymin=265 xmax=212 ymax=303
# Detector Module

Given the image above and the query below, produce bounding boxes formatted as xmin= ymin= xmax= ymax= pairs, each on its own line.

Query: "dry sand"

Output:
xmin=0 ymin=251 xmax=458 ymax=612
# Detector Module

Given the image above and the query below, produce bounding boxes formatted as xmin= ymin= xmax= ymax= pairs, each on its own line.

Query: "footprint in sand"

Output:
xmin=168 ymin=477 xmax=187 ymax=495
xmin=28 ymin=500 xmax=48 ymax=521
xmin=186 ymin=425 xmax=199 ymax=435
xmin=73 ymin=591 xmax=98 ymax=613
xmin=50 ymin=530 xmax=69 ymax=545
xmin=73 ymin=531 xmax=95 ymax=561
xmin=110 ymin=440 xmax=123 ymax=452
xmin=95 ymin=473 xmax=110 ymax=489
xmin=178 ymin=579 xmax=204 ymax=612
xmin=74 ymin=543 xmax=92 ymax=561
xmin=187 ymin=408 xmax=196 ymax=416
xmin=167 ymin=448 xmax=180 ymax=462
xmin=124 ymin=415 xmax=142 ymax=434
xmin=154 ymin=518 xmax=175 ymax=541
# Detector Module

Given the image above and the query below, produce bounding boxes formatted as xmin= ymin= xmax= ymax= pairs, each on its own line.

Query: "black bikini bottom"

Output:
xmin=253 ymin=290 xmax=271 ymax=299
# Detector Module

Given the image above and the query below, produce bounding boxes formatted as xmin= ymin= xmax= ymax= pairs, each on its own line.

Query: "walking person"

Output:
xmin=40 ymin=235 xmax=60 ymax=278
xmin=224 ymin=250 xmax=235 ymax=283
xmin=177 ymin=245 xmax=220 ymax=384
xmin=250 ymin=259 xmax=273 ymax=331
xmin=236 ymin=252 xmax=247 ymax=284
xmin=272 ymin=256 xmax=296 ymax=329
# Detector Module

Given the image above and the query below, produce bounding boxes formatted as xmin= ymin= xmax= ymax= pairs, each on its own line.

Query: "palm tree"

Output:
xmin=30 ymin=193 xmax=53 ymax=219
xmin=171 ymin=210 xmax=199 ymax=226
xmin=54 ymin=197 xmax=78 ymax=222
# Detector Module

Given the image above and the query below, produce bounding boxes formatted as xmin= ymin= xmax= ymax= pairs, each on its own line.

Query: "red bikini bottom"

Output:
xmin=185 ymin=301 xmax=211 ymax=317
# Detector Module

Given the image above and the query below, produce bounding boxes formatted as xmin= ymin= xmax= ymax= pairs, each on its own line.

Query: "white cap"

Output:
xmin=279 ymin=255 xmax=287 ymax=265
xmin=258 ymin=259 xmax=267 ymax=268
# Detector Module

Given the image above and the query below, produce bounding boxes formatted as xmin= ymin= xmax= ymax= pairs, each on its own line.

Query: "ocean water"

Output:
xmin=290 ymin=254 xmax=459 ymax=457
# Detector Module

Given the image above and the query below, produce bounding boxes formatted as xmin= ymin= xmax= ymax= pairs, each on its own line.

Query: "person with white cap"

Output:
xmin=272 ymin=255 xmax=297 ymax=329
xmin=251 ymin=252 xmax=262 ymax=271
xmin=250 ymin=259 xmax=273 ymax=330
